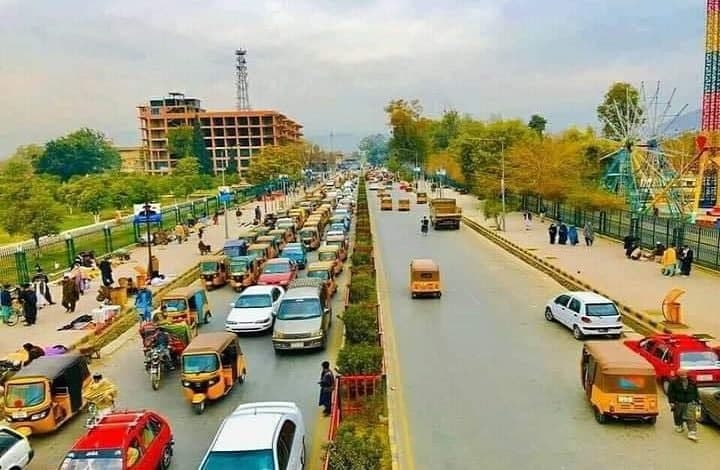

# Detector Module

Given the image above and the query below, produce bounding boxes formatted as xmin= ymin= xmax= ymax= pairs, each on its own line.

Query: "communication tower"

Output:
xmin=236 ymin=49 xmax=250 ymax=110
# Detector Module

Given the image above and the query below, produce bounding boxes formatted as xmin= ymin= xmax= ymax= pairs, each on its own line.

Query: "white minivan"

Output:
xmin=544 ymin=291 xmax=623 ymax=339
xmin=272 ymin=278 xmax=331 ymax=352
xmin=198 ymin=402 xmax=306 ymax=470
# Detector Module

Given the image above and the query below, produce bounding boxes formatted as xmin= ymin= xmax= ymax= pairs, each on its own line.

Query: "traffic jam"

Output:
xmin=0 ymin=174 xmax=359 ymax=469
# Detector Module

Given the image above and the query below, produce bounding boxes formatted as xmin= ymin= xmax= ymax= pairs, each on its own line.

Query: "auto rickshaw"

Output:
xmin=223 ymin=239 xmax=247 ymax=258
xmin=318 ymin=245 xmax=343 ymax=275
xmin=288 ymin=209 xmax=305 ymax=228
xmin=229 ymin=255 xmax=260 ymax=291
xmin=156 ymin=286 xmax=212 ymax=331
xmin=237 ymin=230 xmax=258 ymax=246
xmin=381 ymin=197 xmax=393 ymax=211
xmin=181 ymin=332 xmax=247 ymax=414
xmin=306 ymin=261 xmax=337 ymax=298
xmin=255 ymin=235 xmax=280 ymax=258
xmin=3 ymin=354 xmax=91 ymax=436
xmin=199 ymin=255 xmax=229 ymax=289
xmin=274 ymin=220 xmax=297 ymax=239
xmin=581 ymin=341 xmax=658 ymax=424
xmin=409 ymin=259 xmax=441 ymax=298
xmin=398 ymin=198 xmax=411 ymax=211
xmin=416 ymin=192 xmax=428 ymax=204
xmin=325 ymin=235 xmax=348 ymax=261
xmin=270 ymin=227 xmax=294 ymax=245
xmin=377 ymin=189 xmax=388 ymax=198
xmin=247 ymin=243 xmax=272 ymax=266
xmin=299 ymin=227 xmax=321 ymax=251
xmin=253 ymin=226 xmax=272 ymax=237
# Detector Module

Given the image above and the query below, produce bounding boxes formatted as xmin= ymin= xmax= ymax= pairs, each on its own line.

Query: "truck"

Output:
xmin=429 ymin=198 xmax=462 ymax=229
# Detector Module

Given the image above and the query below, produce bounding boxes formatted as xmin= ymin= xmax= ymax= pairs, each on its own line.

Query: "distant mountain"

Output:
xmin=305 ymin=132 xmax=376 ymax=154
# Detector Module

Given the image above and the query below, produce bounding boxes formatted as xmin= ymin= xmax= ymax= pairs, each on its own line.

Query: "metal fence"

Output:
xmin=523 ymin=195 xmax=720 ymax=271
xmin=0 ymin=182 xmax=282 ymax=284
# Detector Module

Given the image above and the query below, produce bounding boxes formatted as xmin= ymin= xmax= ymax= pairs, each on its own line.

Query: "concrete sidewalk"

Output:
xmin=452 ymin=193 xmax=720 ymax=338
xmin=0 ymin=194 xmax=299 ymax=358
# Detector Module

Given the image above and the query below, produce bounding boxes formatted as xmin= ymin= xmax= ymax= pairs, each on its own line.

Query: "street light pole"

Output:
xmin=143 ymin=203 xmax=153 ymax=279
xmin=220 ymin=169 xmax=229 ymax=239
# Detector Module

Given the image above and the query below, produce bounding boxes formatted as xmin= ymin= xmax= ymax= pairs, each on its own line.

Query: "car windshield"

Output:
xmin=201 ymin=261 xmax=219 ymax=273
xmin=330 ymin=224 xmax=345 ymax=232
xmin=263 ymin=263 xmax=290 ymax=274
xmin=300 ymin=230 xmax=315 ymax=237
xmin=59 ymin=451 xmax=124 ymax=470
xmin=248 ymin=249 xmax=265 ymax=258
xmin=235 ymin=294 xmax=272 ymax=308
xmin=230 ymin=262 xmax=248 ymax=273
xmin=308 ymin=270 xmax=329 ymax=280
xmin=326 ymin=240 xmax=342 ymax=248
xmin=201 ymin=449 xmax=274 ymax=470
xmin=183 ymin=354 xmax=220 ymax=374
xmin=318 ymin=252 xmax=335 ymax=262
xmin=277 ymin=298 xmax=321 ymax=320
xmin=161 ymin=299 xmax=187 ymax=312
xmin=680 ymin=351 xmax=720 ymax=368
xmin=585 ymin=303 xmax=619 ymax=317
xmin=5 ymin=382 xmax=45 ymax=408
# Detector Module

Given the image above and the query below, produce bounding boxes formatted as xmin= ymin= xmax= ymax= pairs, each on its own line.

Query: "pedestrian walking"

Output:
xmin=568 ymin=225 xmax=579 ymax=245
xmin=523 ymin=211 xmax=532 ymax=230
xmin=255 ymin=205 xmax=262 ymax=223
xmin=548 ymin=223 xmax=557 ymax=244
xmin=558 ymin=223 xmax=568 ymax=245
xmin=175 ymin=223 xmax=185 ymax=244
xmin=61 ymin=273 xmax=80 ymax=313
xmin=32 ymin=266 xmax=54 ymax=305
xmin=212 ymin=211 xmax=219 ymax=225
xmin=0 ymin=284 xmax=11 ymax=323
xmin=583 ymin=222 xmax=594 ymax=246
xmin=20 ymin=283 xmax=37 ymax=326
xmin=318 ymin=361 xmax=335 ymax=416
xmin=539 ymin=206 xmax=546 ymax=223
xmin=99 ymin=256 xmax=114 ymax=287
xmin=668 ymin=369 xmax=700 ymax=441
xmin=134 ymin=287 xmax=153 ymax=322
xmin=661 ymin=244 xmax=677 ymax=276
xmin=198 ymin=226 xmax=204 ymax=240
xmin=679 ymin=245 xmax=694 ymax=276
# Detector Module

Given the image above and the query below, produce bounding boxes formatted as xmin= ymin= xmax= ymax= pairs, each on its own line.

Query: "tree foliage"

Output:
xmin=385 ymin=99 xmax=430 ymax=166
xmin=597 ymin=82 xmax=641 ymax=140
xmin=192 ymin=121 xmax=213 ymax=175
xmin=167 ymin=126 xmax=194 ymax=159
xmin=357 ymin=134 xmax=389 ymax=166
xmin=35 ymin=128 xmax=120 ymax=181
xmin=528 ymin=114 xmax=548 ymax=136
xmin=246 ymin=144 xmax=304 ymax=185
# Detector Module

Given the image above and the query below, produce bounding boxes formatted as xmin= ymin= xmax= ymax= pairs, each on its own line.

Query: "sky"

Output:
xmin=0 ymin=0 xmax=706 ymax=155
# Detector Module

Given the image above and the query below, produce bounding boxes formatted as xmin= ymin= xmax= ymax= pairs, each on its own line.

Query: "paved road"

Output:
xmin=28 ymin=247 xmax=348 ymax=469
xmin=372 ymin=186 xmax=720 ymax=470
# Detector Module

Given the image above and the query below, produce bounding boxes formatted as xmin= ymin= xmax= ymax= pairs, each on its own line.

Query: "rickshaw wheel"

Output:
xmin=239 ymin=368 xmax=247 ymax=384
xmin=204 ymin=313 xmax=211 ymax=324
xmin=411 ymin=293 xmax=416 ymax=299
xmin=645 ymin=416 xmax=657 ymax=425
xmin=193 ymin=401 xmax=206 ymax=414
xmin=593 ymin=407 xmax=607 ymax=424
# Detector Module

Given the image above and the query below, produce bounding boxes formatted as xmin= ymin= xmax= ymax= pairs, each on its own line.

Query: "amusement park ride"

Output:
xmin=602 ymin=0 xmax=720 ymax=225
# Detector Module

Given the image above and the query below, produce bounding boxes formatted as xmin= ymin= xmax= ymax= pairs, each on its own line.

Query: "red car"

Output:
xmin=624 ymin=334 xmax=720 ymax=392
xmin=59 ymin=410 xmax=173 ymax=470
xmin=257 ymin=258 xmax=297 ymax=287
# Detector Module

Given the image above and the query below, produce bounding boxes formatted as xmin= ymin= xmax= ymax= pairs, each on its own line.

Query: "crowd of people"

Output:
xmin=622 ymin=236 xmax=695 ymax=276
xmin=546 ymin=221 xmax=595 ymax=246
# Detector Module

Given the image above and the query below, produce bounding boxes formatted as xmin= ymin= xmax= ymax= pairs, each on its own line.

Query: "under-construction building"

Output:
xmin=138 ymin=92 xmax=303 ymax=175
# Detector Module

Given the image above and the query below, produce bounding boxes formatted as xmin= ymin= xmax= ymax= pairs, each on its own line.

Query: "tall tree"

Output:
xmin=385 ymin=99 xmax=430 ymax=166
xmin=357 ymin=134 xmax=389 ymax=166
xmin=246 ymin=145 xmax=304 ymax=185
xmin=527 ymin=114 xmax=548 ymax=136
xmin=77 ymin=178 xmax=112 ymax=223
xmin=192 ymin=121 xmax=213 ymax=175
xmin=171 ymin=157 xmax=203 ymax=199
xmin=597 ymin=82 xmax=641 ymax=140
xmin=432 ymin=109 xmax=460 ymax=150
xmin=167 ymin=126 xmax=194 ymax=158
xmin=35 ymin=128 xmax=120 ymax=181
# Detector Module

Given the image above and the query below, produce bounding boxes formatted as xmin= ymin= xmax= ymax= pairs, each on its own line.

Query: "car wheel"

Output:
xmin=593 ymin=407 xmax=607 ymax=424
xmin=239 ymin=368 xmax=247 ymax=384
xmin=572 ymin=325 xmax=584 ymax=340
xmin=159 ymin=444 xmax=173 ymax=469
xmin=544 ymin=308 xmax=554 ymax=322
xmin=699 ymin=404 xmax=710 ymax=424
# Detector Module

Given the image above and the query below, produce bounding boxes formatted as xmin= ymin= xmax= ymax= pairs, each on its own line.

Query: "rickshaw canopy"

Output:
xmin=184 ymin=332 xmax=239 ymax=355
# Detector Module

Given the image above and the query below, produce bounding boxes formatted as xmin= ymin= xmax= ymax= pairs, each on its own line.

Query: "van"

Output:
xmin=272 ymin=278 xmax=331 ymax=352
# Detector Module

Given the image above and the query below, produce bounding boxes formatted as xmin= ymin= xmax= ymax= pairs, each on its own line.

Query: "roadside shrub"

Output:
xmin=337 ymin=344 xmax=384 ymax=375
xmin=351 ymin=251 xmax=372 ymax=267
xmin=349 ymin=274 xmax=375 ymax=303
xmin=328 ymin=423 xmax=384 ymax=470
xmin=342 ymin=304 xmax=378 ymax=344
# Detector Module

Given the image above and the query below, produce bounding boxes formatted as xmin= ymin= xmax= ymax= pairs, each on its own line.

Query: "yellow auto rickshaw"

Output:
xmin=270 ymin=227 xmax=294 ymax=245
xmin=306 ymin=261 xmax=337 ymax=297
xmin=181 ymin=332 xmax=247 ymax=414
xmin=248 ymin=243 xmax=273 ymax=267
xmin=256 ymin=235 xmax=282 ymax=257
xmin=199 ymin=255 xmax=229 ymax=289
xmin=237 ymin=230 xmax=259 ymax=246
xmin=3 ymin=354 xmax=91 ymax=436
xmin=416 ymin=192 xmax=428 ymax=204
xmin=581 ymin=341 xmax=658 ymax=424
xmin=229 ymin=255 xmax=260 ymax=291
xmin=381 ymin=197 xmax=393 ymax=211
xmin=318 ymin=245 xmax=343 ymax=275
xmin=410 ymin=259 xmax=441 ymax=298
xmin=398 ymin=199 xmax=411 ymax=211
xmin=156 ymin=286 xmax=212 ymax=331
xmin=299 ymin=227 xmax=321 ymax=251
xmin=253 ymin=226 xmax=272 ymax=237
xmin=325 ymin=235 xmax=348 ymax=261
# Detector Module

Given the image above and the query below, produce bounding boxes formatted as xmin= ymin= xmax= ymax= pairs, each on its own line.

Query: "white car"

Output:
xmin=326 ymin=230 xmax=346 ymax=240
xmin=544 ymin=291 xmax=623 ymax=340
xmin=198 ymin=402 xmax=306 ymax=470
xmin=0 ymin=426 xmax=33 ymax=469
xmin=225 ymin=285 xmax=284 ymax=333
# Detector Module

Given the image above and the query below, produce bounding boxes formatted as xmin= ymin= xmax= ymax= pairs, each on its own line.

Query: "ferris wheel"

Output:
xmin=601 ymin=81 xmax=692 ymax=218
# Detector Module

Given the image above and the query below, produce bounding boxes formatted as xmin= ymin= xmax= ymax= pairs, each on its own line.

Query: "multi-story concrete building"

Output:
xmin=138 ymin=92 xmax=303 ymax=175
xmin=115 ymin=146 xmax=145 ymax=173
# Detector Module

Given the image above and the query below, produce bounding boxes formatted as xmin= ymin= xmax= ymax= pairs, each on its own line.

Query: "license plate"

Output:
xmin=696 ymin=374 xmax=713 ymax=382
xmin=12 ymin=411 xmax=27 ymax=419
xmin=598 ymin=329 xmax=608 ymax=333
xmin=290 ymin=342 xmax=304 ymax=349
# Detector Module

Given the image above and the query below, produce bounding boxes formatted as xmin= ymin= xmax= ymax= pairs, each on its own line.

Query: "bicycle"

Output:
xmin=2 ymin=299 xmax=23 ymax=327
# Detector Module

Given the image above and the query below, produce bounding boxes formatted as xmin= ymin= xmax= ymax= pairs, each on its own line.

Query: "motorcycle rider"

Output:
xmin=420 ymin=216 xmax=429 ymax=235
xmin=151 ymin=328 xmax=175 ymax=370
xmin=84 ymin=373 xmax=118 ymax=415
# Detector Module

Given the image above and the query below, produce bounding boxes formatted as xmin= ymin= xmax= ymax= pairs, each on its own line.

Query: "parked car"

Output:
xmin=698 ymin=387 xmax=720 ymax=426
xmin=199 ymin=402 xmax=306 ymax=469
xmin=625 ymin=334 xmax=720 ymax=393
xmin=226 ymin=285 xmax=284 ymax=334
xmin=544 ymin=291 xmax=623 ymax=339
xmin=0 ymin=426 xmax=33 ymax=469
xmin=258 ymin=258 xmax=298 ymax=287
xmin=59 ymin=410 xmax=173 ymax=470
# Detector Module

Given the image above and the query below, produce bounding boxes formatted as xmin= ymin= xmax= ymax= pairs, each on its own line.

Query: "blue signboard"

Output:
xmin=133 ymin=203 xmax=162 ymax=223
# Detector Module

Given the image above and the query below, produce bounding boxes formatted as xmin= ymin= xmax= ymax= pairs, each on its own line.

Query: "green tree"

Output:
xmin=528 ymin=114 xmax=548 ymax=135
xmin=246 ymin=145 xmax=303 ymax=185
xmin=171 ymin=157 xmax=203 ymax=199
xmin=167 ymin=126 xmax=194 ymax=159
xmin=192 ymin=121 xmax=213 ymax=175
xmin=78 ymin=178 xmax=112 ymax=223
xmin=357 ymin=134 xmax=389 ymax=166
xmin=35 ymin=129 xmax=120 ymax=181
xmin=385 ymin=99 xmax=430 ymax=165
xmin=597 ymin=82 xmax=641 ymax=140
xmin=432 ymin=109 xmax=460 ymax=150
xmin=3 ymin=144 xmax=44 ymax=168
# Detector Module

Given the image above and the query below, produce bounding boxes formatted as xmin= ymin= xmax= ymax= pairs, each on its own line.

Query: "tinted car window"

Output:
xmin=585 ymin=303 xmax=619 ymax=317
xmin=568 ymin=298 xmax=581 ymax=313
xmin=555 ymin=295 xmax=570 ymax=307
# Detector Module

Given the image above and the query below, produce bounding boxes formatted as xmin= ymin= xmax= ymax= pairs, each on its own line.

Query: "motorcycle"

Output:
xmin=85 ymin=399 xmax=115 ymax=428
xmin=144 ymin=346 xmax=173 ymax=391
